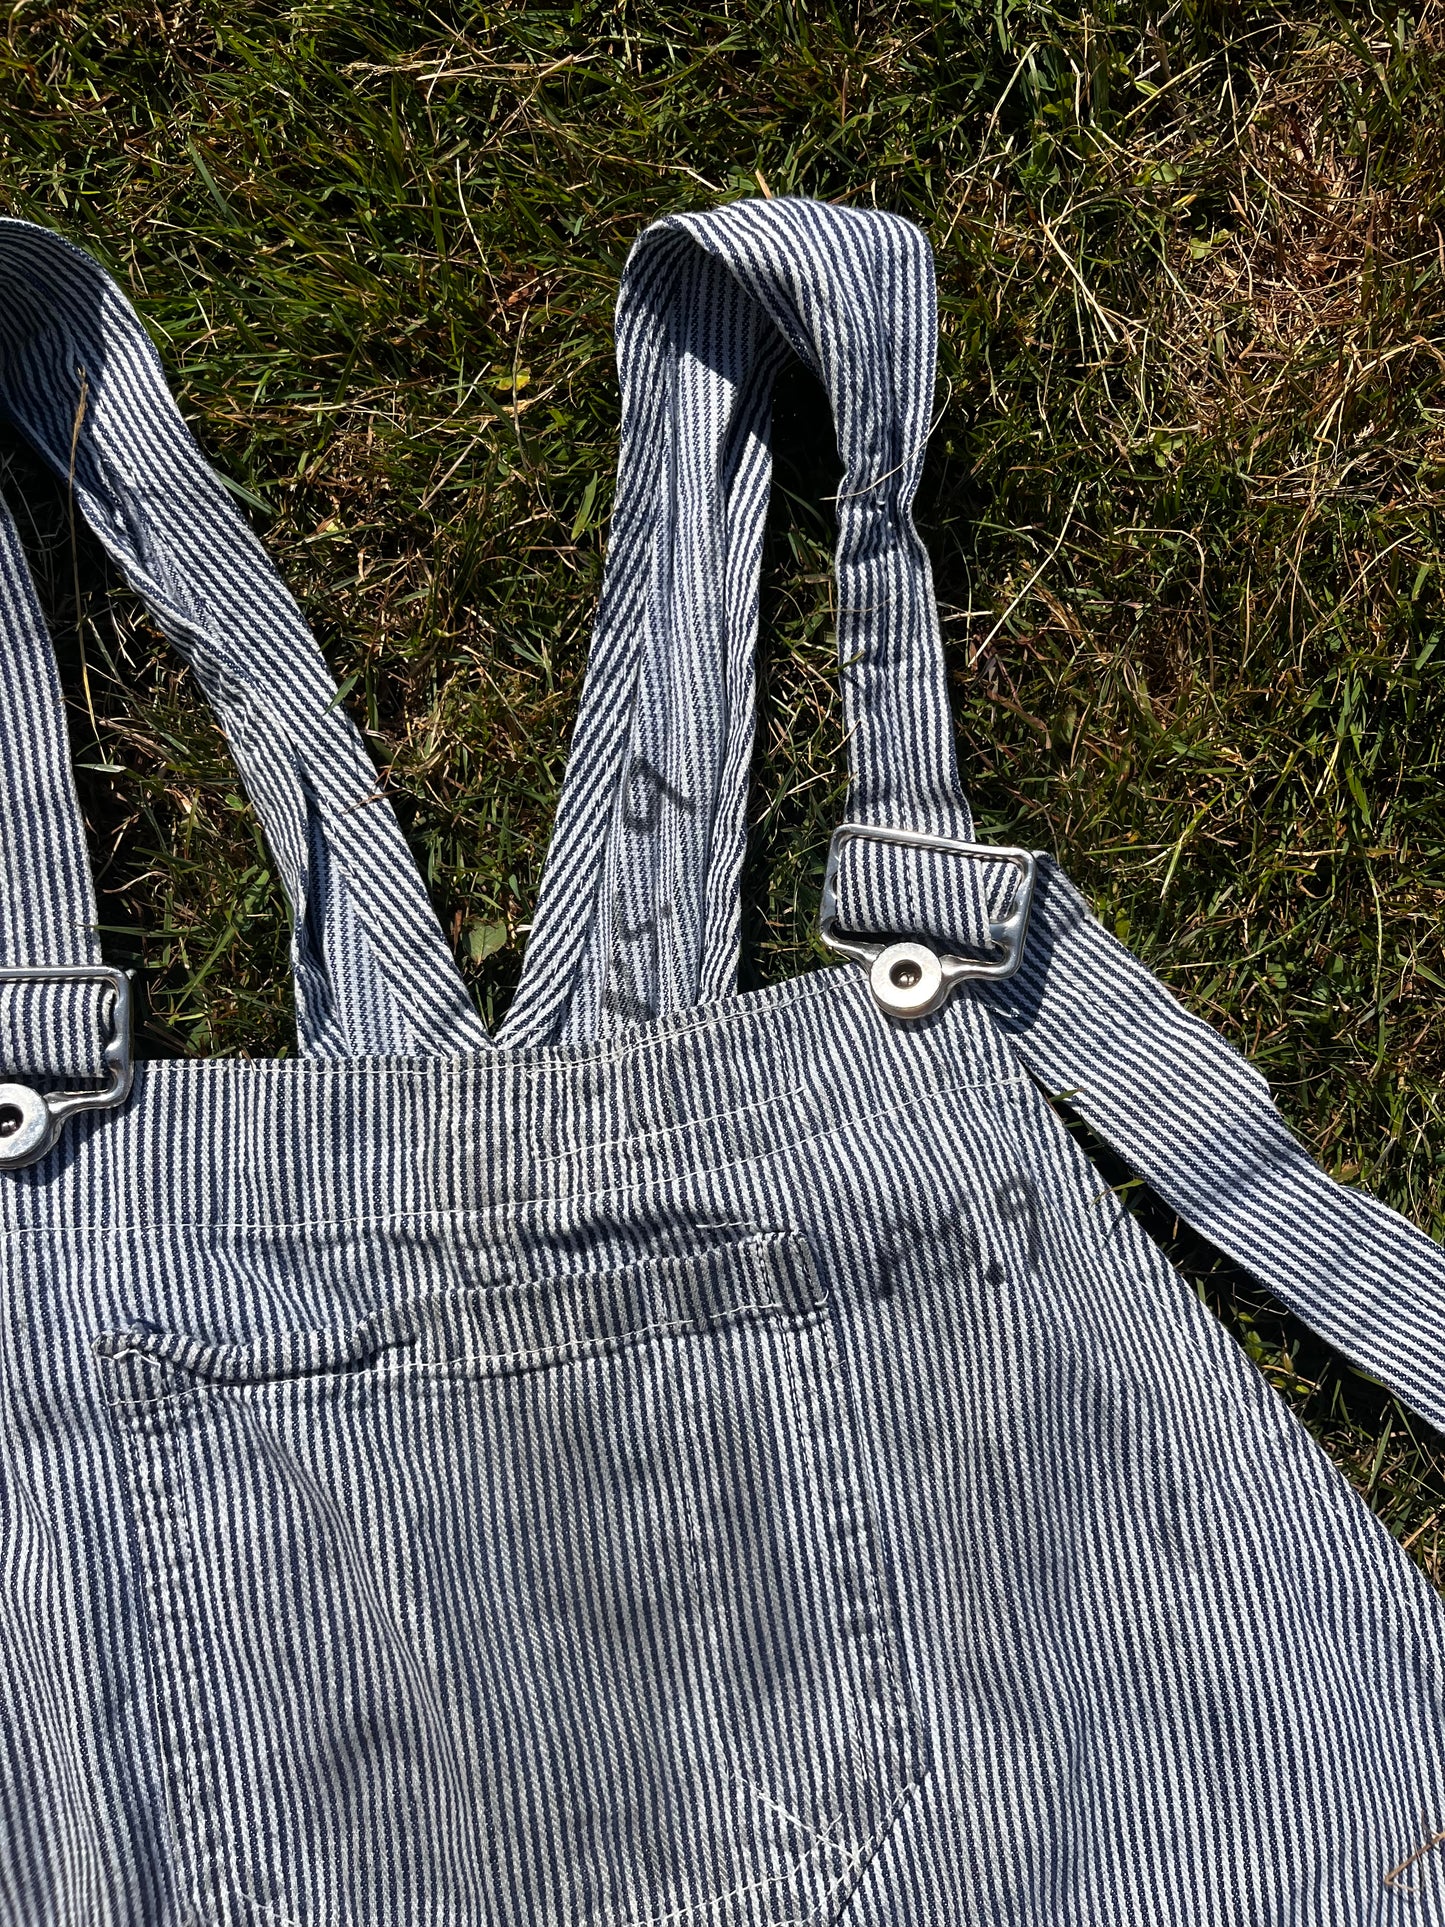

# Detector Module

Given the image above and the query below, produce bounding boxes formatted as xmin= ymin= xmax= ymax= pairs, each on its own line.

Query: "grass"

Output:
xmin=4 ymin=0 xmax=1445 ymax=1583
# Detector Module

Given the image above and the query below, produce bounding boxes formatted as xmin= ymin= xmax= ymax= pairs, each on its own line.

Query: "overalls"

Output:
xmin=2 ymin=197 xmax=1444 ymax=1926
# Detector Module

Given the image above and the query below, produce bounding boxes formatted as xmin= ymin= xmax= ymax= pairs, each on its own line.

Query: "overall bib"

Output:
xmin=2 ymin=197 xmax=1445 ymax=1927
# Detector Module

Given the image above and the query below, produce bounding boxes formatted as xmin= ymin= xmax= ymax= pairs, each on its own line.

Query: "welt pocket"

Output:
xmin=94 ymin=1233 xmax=926 ymax=1927
xmin=95 ymin=1235 xmax=823 ymax=1392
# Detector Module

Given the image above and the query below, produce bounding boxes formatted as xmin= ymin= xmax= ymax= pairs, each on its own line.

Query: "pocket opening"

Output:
xmin=94 ymin=1233 xmax=827 ymax=1393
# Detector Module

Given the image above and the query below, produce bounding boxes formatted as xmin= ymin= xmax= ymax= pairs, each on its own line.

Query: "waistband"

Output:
xmin=0 ymin=966 xmax=1020 ymax=1237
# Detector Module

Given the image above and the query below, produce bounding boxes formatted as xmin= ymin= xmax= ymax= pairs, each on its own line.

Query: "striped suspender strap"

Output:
xmin=507 ymin=196 xmax=1445 ymax=1434
xmin=498 ymin=201 xmax=1018 ymax=1048
xmin=982 ymin=871 xmax=1445 ymax=1433
xmin=0 ymin=220 xmax=491 ymax=1066
xmin=5 ymin=201 xmax=1445 ymax=1434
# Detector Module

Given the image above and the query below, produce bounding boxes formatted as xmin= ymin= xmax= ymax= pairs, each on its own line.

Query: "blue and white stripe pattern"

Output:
xmin=0 ymin=222 xmax=490 ymax=1062
xmin=3 ymin=198 xmax=1445 ymax=1925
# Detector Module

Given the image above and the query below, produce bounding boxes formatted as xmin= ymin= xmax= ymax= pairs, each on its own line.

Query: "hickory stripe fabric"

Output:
xmin=983 ymin=858 xmax=1445 ymax=1436
xmin=0 ymin=222 xmax=490 ymax=1062
xmin=499 ymin=202 xmax=1012 ymax=1048
xmin=2 ymin=198 xmax=1445 ymax=1927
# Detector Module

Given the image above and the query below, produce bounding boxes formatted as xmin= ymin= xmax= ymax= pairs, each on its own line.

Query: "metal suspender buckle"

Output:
xmin=0 ymin=966 xmax=135 ymax=1171
xmin=819 ymin=824 xmax=1037 ymax=1020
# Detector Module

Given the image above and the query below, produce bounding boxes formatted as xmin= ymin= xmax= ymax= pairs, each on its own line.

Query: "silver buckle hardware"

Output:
xmin=819 ymin=823 xmax=1037 ymax=1020
xmin=0 ymin=965 xmax=134 ymax=1171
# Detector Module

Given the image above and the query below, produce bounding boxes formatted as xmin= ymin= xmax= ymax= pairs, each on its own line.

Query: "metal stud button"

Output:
xmin=0 ymin=1082 xmax=57 ymax=1167
xmin=868 ymin=942 xmax=945 ymax=1019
